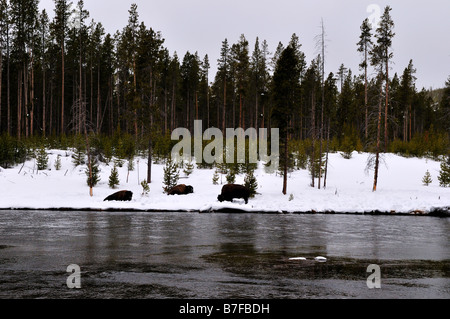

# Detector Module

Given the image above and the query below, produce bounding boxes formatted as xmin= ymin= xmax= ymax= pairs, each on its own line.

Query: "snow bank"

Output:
xmin=0 ymin=150 xmax=448 ymax=216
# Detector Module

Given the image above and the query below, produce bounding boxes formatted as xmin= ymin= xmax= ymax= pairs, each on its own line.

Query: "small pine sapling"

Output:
xmin=183 ymin=158 xmax=195 ymax=177
xmin=36 ymin=147 xmax=49 ymax=171
xmin=212 ymin=170 xmax=220 ymax=185
xmin=86 ymin=158 xmax=101 ymax=188
xmin=226 ymin=168 xmax=236 ymax=184
xmin=141 ymin=180 xmax=150 ymax=196
xmin=422 ymin=170 xmax=432 ymax=186
xmin=163 ymin=158 xmax=180 ymax=193
xmin=244 ymin=170 xmax=258 ymax=198
xmin=54 ymin=155 xmax=62 ymax=171
xmin=108 ymin=165 xmax=120 ymax=189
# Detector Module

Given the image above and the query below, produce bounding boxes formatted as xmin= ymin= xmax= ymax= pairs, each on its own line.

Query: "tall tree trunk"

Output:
xmin=42 ymin=61 xmax=46 ymax=137
xmin=373 ymin=83 xmax=383 ymax=192
xmin=97 ymin=66 xmax=100 ymax=133
xmin=0 ymin=50 xmax=2 ymax=132
xmin=282 ymin=134 xmax=288 ymax=195
xmin=90 ymin=62 xmax=93 ymax=124
xmin=311 ymin=90 xmax=316 ymax=188
xmin=30 ymin=52 xmax=35 ymax=137
xmin=222 ymin=80 xmax=226 ymax=132
xmin=384 ymin=53 xmax=389 ymax=153
xmin=7 ymin=33 xmax=11 ymax=135
xmin=324 ymin=119 xmax=330 ymax=189
xmin=24 ymin=62 xmax=29 ymax=138
xmin=17 ymin=70 xmax=22 ymax=140
xmin=147 ymin=114 xmax=153 ymax=183
xmin=61 ymin=42 xmax=65 ymax=135
xmin=364 ymin=49 xmax=369 ymax=141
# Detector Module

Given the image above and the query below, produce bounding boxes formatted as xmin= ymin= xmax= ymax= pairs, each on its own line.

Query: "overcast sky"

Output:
xmin=38 ymin=0 xmax=450 ymax=90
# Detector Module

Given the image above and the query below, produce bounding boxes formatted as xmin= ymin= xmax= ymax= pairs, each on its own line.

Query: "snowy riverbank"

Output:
xmin=0 ymin=150 xmax=449 ymax=216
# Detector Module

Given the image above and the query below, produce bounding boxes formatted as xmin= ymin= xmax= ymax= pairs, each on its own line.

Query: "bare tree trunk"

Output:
xmin=17 ymin=70 xmax=22 ymax=140
xmin=384 ymin=51 xmax=389 ymax=153
xmin=222 ymin=80 xmax=226 ymax=132
xmin=282 ymin=135 xmax=288 ymax=195
xmin=364 ymin=48 xmax=369 ymax=141
xmin=0 ymin=50 xmax=2 ymax=132
xmin=97 ymin=66 xmax=100 ymax=133
xmin=61 ymin=42 xmax=65 ymax=135
xmin=24 ymin=62 xmax=29 ymax=138
xmin=373 ymin=82 xmax=383 ymax=192
xmin=43 ymin=60 xmax=46 ymax=137
xmin=311 ymin=90 xmax=316 ymax=188
xmin=147 ymin=114 xmax=153 ymax=183
xmin=324 ymin=119 xmax=330 ymax=189
xmin=31 ymin=52 xmax=35 ymax=137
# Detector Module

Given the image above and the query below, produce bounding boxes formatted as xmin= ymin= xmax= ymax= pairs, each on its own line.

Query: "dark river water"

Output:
xmin=0 ymin=210 xmax=448 ymax=299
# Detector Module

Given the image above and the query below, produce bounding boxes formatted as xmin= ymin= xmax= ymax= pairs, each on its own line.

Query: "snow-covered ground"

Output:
xmin=0 ymin=150 xmax=449 ymax=215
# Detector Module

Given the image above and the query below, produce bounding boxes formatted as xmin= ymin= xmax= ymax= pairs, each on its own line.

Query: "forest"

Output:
xmin=0 ymin=1 xmax=449 ymax=176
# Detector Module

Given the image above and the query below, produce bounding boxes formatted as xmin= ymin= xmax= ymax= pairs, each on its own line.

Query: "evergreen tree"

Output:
xmin=141 ymin=179 xmax=150 ymax=196
xmin=212 ymin=170 xmax=219 ymax=185
xmin=244 ymin=169 xmax=258 ymax=198
xmin=86 ymin=157 xmax=100 ymax=188
xmin=438 ymin=76 xmax=450 ymax=133
xmin=163 ymin=157 xmax=179 ymax=193
xmin=438 ymin=157 xmax=450 ymax=187
xmin=51 ymin=0 xmax=73 ymax=135
xmin=183 ymin=158 xmax=194 ymax=176
xmin=371 ymin=6 xmax=395 ymax=152
xmin=36 ymin=147 xmax=49 ymax=170
xmin=357 ymin=18 xmax=373 ymax=140
xmin=54 ymin=154 xmax=62 ymax=170
xmin=422 ymin=170 xmax=432 ymax=186
xmin=272 ymin=45 xmax=301 ymax=194
xmin=226 ymin=168 xmax=236 ymax=184
xmin=108 ymin=164 xmax=120 ymax=189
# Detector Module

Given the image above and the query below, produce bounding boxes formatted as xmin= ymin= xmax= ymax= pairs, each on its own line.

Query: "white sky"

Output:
xmin=38 ymin=0 xmax=450 ymax=90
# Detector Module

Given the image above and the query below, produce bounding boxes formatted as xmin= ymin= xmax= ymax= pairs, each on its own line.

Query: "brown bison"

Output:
xmin=167 ymin=184 xmax=194 ymax=196
xmin=218 ymin=184 xmax=250 ymax=204
xmin=104 ymin=190 xmax=133 ymax=202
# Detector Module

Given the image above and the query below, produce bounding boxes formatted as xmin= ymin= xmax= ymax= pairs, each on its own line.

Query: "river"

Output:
xmin=0 ymin=210 xmax=448 ymax=299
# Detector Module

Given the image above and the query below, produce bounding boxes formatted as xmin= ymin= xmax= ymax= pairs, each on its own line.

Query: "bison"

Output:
xmin=104 ymin=190 xmax=133 ymax=202
xmin=167 ymin=184 xmax=194 ymax=196
xmin=217 ymin=184 xmax=250 ymax=204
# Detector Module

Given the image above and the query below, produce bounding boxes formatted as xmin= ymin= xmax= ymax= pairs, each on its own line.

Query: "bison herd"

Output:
xmin=104 ymin=184 xmax=251 ymax=204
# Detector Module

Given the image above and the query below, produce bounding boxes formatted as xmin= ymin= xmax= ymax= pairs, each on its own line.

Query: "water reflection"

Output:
xmin=0 ymin=211 xmax=448 ymax=299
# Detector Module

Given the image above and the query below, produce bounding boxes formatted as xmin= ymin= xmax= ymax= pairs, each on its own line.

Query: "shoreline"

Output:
xmin=1 ymin=206 xmax=448 ymax=217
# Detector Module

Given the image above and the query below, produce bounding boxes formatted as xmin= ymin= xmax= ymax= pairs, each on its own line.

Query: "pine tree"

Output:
xmin=54 ymin=154 xmax=62 ymax=171
xmin=371 ymin=6 xmax=395 ymax=152
xmin=163 ymin=157 xmax=179 ymax=193
xmin=212 ymin=170 xmax=220 ymax=185
xmin=183 ymin=158 xmax=194 ymax=176
xmin=357 ymin=18 xmax=373 ymax=140
xmin=422 ymin=170 xmax=432 ymax=186
xmin=272 ymin=45 xmax=301 ymax=194
xmin=72 ymin=147 xmax=85 ymax=166
xmin=226 ymin=168 xmax=236 ymax=184
xmin=36 ymin=147 xmax=49 ymax=171
xmin=244 ymin=169 xmax=258 ymax=198
xmin=141 ymin=180 xmax=150 ymax=196
xmin=86 ymin=158 xmax=100 ymax=188
xmin=438 ymin=157 xmax=450 ymax=187
xmin=108 ymin=165 xmax=120 ymax=189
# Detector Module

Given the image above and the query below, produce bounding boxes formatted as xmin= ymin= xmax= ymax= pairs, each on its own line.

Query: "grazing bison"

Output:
xmin=104 ymin=190 xmax=133 ymax=202
xmin=218 ymin=184 xmax=250 ymax=204
xmin=167 ymin=184 xmax=194 ymax=196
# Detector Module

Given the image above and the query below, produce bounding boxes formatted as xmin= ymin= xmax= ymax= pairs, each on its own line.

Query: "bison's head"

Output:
xmin=185 ymin=185 xmax=194 ymax=194
xmin=217 ymin=195 xmax=224 ymax=202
